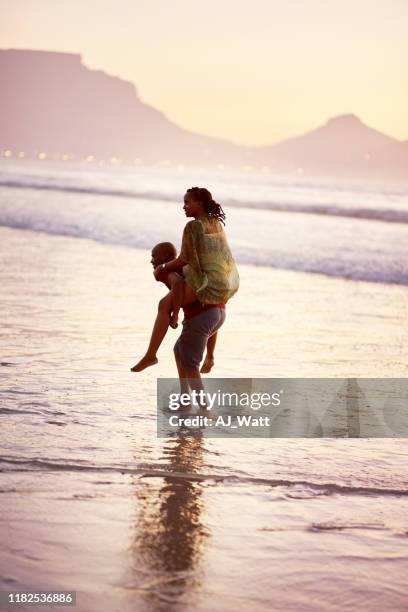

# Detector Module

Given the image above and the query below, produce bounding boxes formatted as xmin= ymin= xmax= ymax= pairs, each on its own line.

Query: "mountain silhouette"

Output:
xmin=0 ymin=49 xmax=244 ymax=165
xmin=254 ymin=114 xmax=408 ymax=180
xmin=0 ymin=49 xmax=407 ymax=182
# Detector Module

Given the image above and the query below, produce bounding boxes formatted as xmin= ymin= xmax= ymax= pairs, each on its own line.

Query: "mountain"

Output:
xmin=0 ymin=48 xmax=245 ymax=164
xmin=0 ymin=49 xmax=407 ymax=182
xmin=253 ymin=114 xmax=408 ymax=181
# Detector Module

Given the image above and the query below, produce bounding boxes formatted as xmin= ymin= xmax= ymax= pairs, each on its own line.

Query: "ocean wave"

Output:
xmin=1 ymin=456 xmax=407 ymax=497
xmin=1 ymin=211 xmax=408 ymax=286
xmin=1 ymin=176 xmax=408 ymax=224
xmin=2 ymin=167 xmax=408 ymax=286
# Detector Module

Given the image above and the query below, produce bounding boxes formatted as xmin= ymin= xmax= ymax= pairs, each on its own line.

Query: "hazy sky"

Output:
xmin=1 ymin=0 xmax=407 ymax=145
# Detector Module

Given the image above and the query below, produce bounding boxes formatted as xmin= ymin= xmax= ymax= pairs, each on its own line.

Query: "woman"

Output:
xmin=131 ymin=186 xmax=239 ymax=372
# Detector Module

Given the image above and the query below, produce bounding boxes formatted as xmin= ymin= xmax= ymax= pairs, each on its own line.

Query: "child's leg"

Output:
xmin=200 ymin=331 xmax=217 ymax=373
xmin=131 ymin=281 xmax=198 ymax=373
xmin=131 ymin=292 xmax=173 ymax=371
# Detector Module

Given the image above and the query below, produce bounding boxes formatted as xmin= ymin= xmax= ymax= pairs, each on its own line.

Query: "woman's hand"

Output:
xmin=155 ymin=257 xmax=186 ymax=278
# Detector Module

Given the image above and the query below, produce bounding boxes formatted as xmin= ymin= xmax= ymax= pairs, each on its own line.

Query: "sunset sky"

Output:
xmin=1 ymin=0 xmax=407 ymax=146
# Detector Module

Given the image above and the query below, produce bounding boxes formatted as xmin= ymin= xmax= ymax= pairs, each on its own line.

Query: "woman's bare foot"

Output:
xmin=200 ymin=356 xmax=214 ymax=374
xmin=169 ymin=311 xmax=179 ymax=329
xmin=130 ymin=354 xmax=158 ymax=372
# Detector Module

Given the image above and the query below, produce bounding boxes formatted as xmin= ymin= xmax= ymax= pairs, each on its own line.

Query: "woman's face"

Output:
xmin=183 ymin=193 xmax=204 ymax=218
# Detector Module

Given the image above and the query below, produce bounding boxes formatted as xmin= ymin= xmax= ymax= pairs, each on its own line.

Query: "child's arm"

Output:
xmin=167 ymin=271 xmax=183 ymax=289
xmin=167 ymin=272 xmax=185 ymax=329
xmin=155 ymin=269 xmax=182 ymax=290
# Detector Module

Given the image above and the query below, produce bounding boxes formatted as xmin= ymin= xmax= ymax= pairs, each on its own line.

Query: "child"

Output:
xmin=152 ymin=242 xmax=184 ymax=330
xmin=130 ymin=242 xmax=216 ymax=373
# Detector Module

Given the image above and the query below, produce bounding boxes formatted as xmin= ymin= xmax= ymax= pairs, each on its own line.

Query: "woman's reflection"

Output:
xmin=129 ymin=433 xmax=209 ymax=610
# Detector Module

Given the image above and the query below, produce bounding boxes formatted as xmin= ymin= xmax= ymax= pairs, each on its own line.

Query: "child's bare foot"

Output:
xmin=169 ymin=311 xmax=179 ymax=329
xmin=130 ymin=354 xmax=158 ymax=372
xmin=200 ymin=356 xmax=214 ymax=374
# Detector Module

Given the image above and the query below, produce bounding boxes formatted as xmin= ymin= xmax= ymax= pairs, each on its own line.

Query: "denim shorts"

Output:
xmin=173 ymin=307 xmax=226 ymax=369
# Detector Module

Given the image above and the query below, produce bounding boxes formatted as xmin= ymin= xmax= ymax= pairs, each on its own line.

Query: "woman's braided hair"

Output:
xmin=187 ymin=187 xmax=226 ymax=225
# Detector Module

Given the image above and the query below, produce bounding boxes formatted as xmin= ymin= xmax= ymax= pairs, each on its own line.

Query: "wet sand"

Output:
xmin=1 ymin=226 xmax=408 ymax=612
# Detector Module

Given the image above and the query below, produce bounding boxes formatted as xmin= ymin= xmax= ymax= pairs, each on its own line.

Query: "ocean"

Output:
xmin=1 ymin=159 xmax=408 ymax=284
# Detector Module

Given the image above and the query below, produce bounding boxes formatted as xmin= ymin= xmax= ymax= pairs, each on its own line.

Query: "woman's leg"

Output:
xmin=200 ymin=331 xmax=217 ymax=373
xmin=131 ymin=284 xmax=198 ymax=372
xmin=173 ymin=347 xmax=191 ymax=396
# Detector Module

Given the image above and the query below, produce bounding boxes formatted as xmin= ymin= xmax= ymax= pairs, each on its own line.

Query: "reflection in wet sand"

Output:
xmin=128 ymin=435 xmax=208 ymax=610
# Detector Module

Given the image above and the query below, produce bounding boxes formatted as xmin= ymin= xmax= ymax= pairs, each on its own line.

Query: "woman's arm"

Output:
xmin=153 ymin=256 xmax=186 ymax=279
xmin=153 ymin=221 xmax=195 ymax=279
xmin=164 ymin=256 xmax=187 ymax=272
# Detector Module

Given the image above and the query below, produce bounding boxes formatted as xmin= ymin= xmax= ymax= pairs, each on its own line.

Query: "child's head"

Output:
xmin=150 ymin=242 xmax=177 ymax=268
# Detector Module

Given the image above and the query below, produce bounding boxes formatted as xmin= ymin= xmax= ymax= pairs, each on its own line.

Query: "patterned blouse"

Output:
xmin=179 ymin=215 xmax=240 ymax=304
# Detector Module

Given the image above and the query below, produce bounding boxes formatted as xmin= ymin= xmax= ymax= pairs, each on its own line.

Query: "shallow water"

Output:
xmin=1 ymin=227 xmax=408 ymax=611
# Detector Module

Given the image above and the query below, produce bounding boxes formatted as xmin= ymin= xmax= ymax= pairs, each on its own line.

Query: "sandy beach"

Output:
xmin=1 ymin=225 xmax=408 ymax=611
